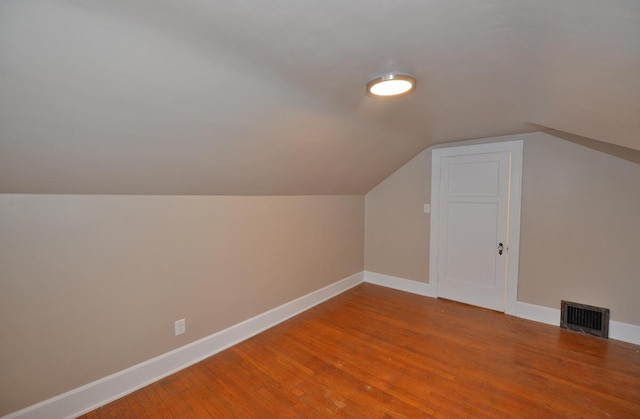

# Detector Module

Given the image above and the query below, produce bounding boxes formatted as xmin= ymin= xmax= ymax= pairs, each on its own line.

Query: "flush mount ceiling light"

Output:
xmin=366 ymin=73 xmax=416 ymax=97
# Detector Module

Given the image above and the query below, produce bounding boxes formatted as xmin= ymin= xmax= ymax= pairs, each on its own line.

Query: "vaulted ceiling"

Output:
xmin=1 ymin=0 xmax=638 ymax=194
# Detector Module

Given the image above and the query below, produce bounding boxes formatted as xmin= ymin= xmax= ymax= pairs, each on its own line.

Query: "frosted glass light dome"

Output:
xmin=367 ymin=73 xmax=416 ymax=97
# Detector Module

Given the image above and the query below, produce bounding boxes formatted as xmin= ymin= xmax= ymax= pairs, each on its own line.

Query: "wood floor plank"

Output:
xmin=79 ymin=284 xmax=640 ymax=418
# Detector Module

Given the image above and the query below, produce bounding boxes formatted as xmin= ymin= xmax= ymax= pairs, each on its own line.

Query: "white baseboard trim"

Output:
xmin=516 ymin=301 xmax=640 ymax=346
xmin=4 ymin=272 xmax=364 ymax=419
xmin=516 ymin=302 xmax=560 ymax=326
xmin=364 ymin=271 xmax=436 ymax=298
xmin=609 ymin=321 xmax=640 ymax=346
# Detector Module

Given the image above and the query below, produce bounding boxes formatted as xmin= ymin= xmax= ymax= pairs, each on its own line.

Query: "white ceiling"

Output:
xmin=1 ymin=0 xmax=638 ymax=194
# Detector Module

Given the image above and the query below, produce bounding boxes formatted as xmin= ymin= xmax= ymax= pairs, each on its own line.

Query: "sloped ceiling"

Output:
xmin=0 ymin=0 xmax=638 ymax=195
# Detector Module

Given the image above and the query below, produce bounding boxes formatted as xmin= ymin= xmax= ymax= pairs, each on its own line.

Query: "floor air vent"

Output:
xmin=560 ymin=301 xmax=610 ymax=338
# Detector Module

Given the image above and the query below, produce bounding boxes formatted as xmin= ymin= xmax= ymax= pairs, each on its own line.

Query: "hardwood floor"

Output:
xmin=80 ymin=283 xmax=640 ymax=418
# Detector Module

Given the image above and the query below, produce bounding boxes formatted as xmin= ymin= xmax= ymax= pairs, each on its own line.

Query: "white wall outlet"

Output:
xmin=174 ymin=319 xmax=186 ymax=336
xmin=424 ymin=204 xmax=431 ymax=214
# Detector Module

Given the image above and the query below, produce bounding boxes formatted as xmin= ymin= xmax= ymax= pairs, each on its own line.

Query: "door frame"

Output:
xmin=429 ymin=139 xmax=524 ymax=315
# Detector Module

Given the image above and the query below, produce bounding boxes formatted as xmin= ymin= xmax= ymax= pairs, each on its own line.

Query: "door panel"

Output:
xmin=445 ymin=202 xmax=498 ymax=289
xmin=448 ymin=160 xmax=500 ymax=197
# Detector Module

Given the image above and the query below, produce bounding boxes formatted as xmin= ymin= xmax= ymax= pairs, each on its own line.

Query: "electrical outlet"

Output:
xmin=175 ymin=319 xmax=186 ymax=336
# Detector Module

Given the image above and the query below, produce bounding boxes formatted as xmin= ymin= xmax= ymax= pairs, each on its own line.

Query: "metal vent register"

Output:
xmin=560 ymin=300 xmax=610 ymax=338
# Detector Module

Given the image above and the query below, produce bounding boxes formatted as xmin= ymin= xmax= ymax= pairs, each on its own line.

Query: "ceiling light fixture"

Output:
xmin=366 ymin=73 xmax=416 ymax=97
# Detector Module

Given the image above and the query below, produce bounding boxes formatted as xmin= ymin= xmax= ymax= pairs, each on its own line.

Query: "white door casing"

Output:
xmin=429 ymin=140 xmax=523 ymax=314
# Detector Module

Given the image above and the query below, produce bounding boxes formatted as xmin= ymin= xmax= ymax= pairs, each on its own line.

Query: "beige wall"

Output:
xmin=364 ymin=131 xmax=640 ymax=325
xmin=0 ymin=194 xmax=364 ymax=415
xmin=519 ymin=132 xmax=640 ymax=323
xmin=364 ymin=149 xmax=431 ymax=283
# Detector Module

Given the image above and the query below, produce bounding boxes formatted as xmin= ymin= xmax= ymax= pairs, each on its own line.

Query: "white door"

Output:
xmin=430 ymin=140 xmax=523 ymax=313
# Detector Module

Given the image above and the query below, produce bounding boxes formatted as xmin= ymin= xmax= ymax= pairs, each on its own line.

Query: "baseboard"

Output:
xmin=516 ymin=301 xmax=640 ymax=346
xmin=609 ymin=321 xmax=640 ymax=345
xmin=4 ymin=272 xmax=365 ymax=419
xmin=515 ymin=302 xmax=560 ymax=326
xmin=364 ymin=271 xmax=436 ymax=298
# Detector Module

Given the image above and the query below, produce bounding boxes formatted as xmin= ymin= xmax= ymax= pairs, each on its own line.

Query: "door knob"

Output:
xmin=498 ymin=242 xmax=504 ymax=256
